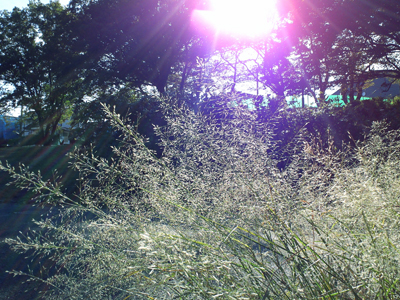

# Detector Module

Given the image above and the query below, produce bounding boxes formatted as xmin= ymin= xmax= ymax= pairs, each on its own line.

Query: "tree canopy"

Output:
xmin=270 ymin=0 xmax=400 ymax=104
xmin=68 ymin=0 xmax=208 ymax=95
xmin=0 ymin=0 xmax=399 ymax=145
xmin=0 ymin=1 xmax=84 ymax=144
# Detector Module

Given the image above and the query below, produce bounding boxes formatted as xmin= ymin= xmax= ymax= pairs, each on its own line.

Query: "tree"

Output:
xmin=271 ymin=0 xmax=400 ymax=103
xmin=0 ymin=1 xmax=84 ymax=145
xmin=69 ymin=0 xmax=207 ymax=96
xmin=70 ymin=86 xmax=166 ymax=156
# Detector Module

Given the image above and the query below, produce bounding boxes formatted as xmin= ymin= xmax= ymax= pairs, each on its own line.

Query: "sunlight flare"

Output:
xmin=193 ymin=0 xmax=279 ymax=39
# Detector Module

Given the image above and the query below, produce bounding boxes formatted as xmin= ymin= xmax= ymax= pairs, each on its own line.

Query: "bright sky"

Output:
xmin=192 ymin=0 xmax=278 ymax=39
xmin=0 ymin=0 xmax=70 ymax=12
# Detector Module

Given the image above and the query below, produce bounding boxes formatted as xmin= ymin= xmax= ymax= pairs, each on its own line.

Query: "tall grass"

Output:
xmin=1 ymin=98 xmax=400 ymax=299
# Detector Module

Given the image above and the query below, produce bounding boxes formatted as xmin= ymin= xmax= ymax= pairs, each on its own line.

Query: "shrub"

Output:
xmin=1 ymin=98 xmax=400 ymax=299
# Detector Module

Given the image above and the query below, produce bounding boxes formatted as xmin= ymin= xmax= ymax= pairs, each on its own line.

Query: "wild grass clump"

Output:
xmin=1 ymin=98 xmax=400 ymax=299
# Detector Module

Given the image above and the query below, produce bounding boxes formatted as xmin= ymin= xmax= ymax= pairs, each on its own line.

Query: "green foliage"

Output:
xmin=70 ymin=0 xmax=206 ymax=95
xmin=259 ymin=0 xmax=400 ymax=103
xmin=1 ymin=98 xmax=400 ymax=299
xmin=0 ymin=145 xmax=79 ymax=204
xmin=69 ymin=87 xmax=165 ymax=157
xmin=256 ymin=98 xmax=400 ymax=168
xmin=0 ymin=1 xmax=85 ymax=145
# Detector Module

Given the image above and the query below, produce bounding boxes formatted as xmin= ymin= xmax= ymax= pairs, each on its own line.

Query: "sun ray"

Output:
xmin=192 ymin=0 xmax=279 ymax=39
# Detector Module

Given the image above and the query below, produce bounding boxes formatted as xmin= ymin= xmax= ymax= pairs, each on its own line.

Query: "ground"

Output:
xmin=0 ymin=145 xmax=79 ymax=299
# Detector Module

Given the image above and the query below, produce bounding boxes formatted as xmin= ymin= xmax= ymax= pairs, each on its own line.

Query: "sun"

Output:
xmin=192 ymin=0 xmax=279 ymax=39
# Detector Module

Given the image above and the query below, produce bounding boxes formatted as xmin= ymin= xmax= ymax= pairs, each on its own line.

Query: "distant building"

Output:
xmin=58 ymin=119 xmax=73 ymax=144
xmin=0 ymin=115 xmax=76 ymax=146
xmin=0 ymin=116 xmax=20 ymax=142
xmin=19 ymin=118 xmax=74 ymax=145
xmin=329 ymin=78 xmax=400 ymax=105
xmin=284 ymin=78 xmax=400 ymax=107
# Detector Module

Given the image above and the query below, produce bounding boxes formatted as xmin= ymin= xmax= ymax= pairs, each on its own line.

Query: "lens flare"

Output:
xmin=192 ymin=0 xmax=278 ymax=39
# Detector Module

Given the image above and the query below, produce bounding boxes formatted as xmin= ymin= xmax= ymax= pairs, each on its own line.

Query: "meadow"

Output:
xmin=0 ymin=145 xmax=79 ymax=204
xmin=1 ymin=99 xmax=399 ymax=299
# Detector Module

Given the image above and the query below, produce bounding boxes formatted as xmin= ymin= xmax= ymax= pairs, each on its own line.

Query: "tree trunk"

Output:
xmin=342 ymin=90 xmax=348 ymax=104
xmin=356 ymin=80 xmax=364 ymax=101
xmin=349 ymin=75 xmax=355 ymax=102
